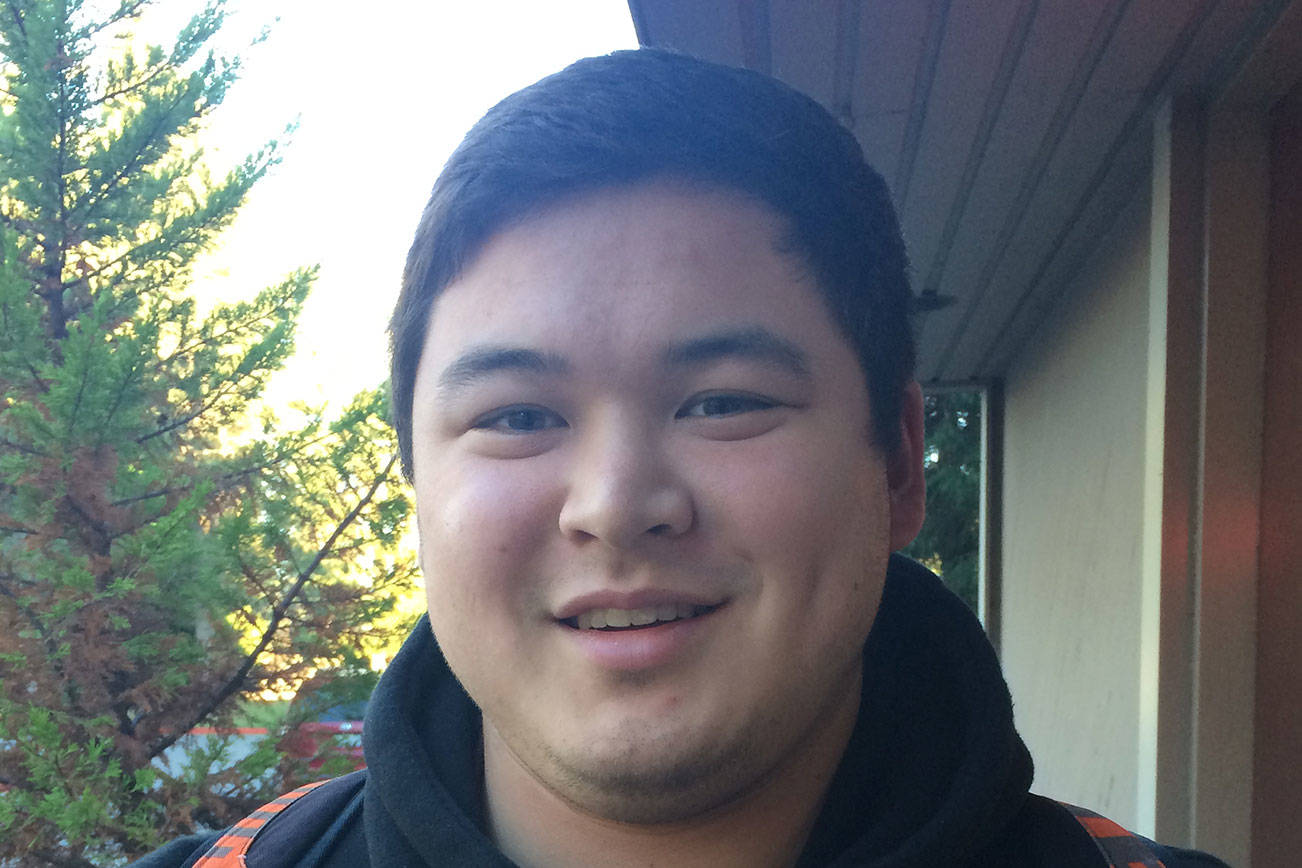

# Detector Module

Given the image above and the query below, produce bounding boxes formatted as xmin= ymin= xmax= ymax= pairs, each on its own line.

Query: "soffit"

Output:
xmin=627 ymin=0 xmax=1301 ymax=383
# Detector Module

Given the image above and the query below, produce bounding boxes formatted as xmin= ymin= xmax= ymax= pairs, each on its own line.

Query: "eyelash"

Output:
xmin=472 ymin=393 xmax=779 ymax=434
xmin=675 ymin=393 xmax=777 ymax=418
xmin=472 ymin=405 xmax=567 ymax=434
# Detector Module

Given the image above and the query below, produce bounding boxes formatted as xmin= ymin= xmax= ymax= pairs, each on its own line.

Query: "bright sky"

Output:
xmin=155 ymin=0 xmax=639 ymax=414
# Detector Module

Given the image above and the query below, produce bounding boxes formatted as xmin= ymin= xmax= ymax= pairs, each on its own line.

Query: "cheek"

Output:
xmin=696 ymin=431 xmax=890 ymax=615
xmin=705 ymin=433 xmax=886 ymax=548
xmin=415 ymin=458 xmax=560 ymax=618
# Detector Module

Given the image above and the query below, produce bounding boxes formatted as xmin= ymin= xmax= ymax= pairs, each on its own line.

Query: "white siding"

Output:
xmin=999 ymin=189 xmax=1151 ymax=828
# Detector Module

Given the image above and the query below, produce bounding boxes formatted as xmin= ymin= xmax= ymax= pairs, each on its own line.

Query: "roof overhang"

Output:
xmin=628 ymin=0 xmax=1302 ymax=383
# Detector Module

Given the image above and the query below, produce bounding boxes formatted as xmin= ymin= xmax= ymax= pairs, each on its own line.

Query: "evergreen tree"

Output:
xmin=0 ymin=2 xmax=417 ymax=864
xmin=904 ymin=391 xmax=982 ymax=611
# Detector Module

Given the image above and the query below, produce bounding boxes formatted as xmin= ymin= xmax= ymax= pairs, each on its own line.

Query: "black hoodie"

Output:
xmin=134 ymin=556 xmax=1229 ymax=867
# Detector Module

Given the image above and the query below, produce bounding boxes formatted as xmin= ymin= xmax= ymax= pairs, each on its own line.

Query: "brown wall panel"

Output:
xmin=1252 ymin=83 xmax=1302 ymax=868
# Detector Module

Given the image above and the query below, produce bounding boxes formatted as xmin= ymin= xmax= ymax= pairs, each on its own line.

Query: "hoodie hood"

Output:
xmin=362 ymin=555 xmax=1032 ymax=866
xmin=806 ymin=555 xmax=1033 ymax=866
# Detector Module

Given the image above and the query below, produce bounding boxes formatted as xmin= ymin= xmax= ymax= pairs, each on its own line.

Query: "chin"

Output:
xmin=539 ymin=718 xmax=763 ymax=824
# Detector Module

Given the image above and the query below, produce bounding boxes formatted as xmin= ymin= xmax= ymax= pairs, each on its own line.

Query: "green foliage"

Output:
xmin=0 ymin=3 xmax=418 ymax=864
xmin=0 ymin=702 xmax=164 ymax=865
xmin=903 ymin=391 xmax=982 ymax=612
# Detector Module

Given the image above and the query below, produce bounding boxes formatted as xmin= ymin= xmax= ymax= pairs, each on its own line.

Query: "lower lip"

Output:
xmin=562 ymin=609 xmax=720 ymax=671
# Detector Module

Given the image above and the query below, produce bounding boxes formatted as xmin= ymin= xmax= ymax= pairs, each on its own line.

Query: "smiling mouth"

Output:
xmin=562 ymin=603 xmax=719 ymax=631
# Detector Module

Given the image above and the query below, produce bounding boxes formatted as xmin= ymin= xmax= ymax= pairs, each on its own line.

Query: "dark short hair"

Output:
xmin=389 ymin=48 xmax=914 ymax=479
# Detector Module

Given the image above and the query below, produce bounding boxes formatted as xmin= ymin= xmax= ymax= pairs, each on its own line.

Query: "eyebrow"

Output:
xmin=663 ymin=327 xmax=811 ymax=379
xmin=435 ymin=346 xmax=570 ymax=396
xmin=434 ymin=327 xmax=811 ymax=397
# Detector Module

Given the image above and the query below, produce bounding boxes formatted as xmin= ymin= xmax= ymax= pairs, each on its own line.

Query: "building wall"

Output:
xmin=1252 ymin=84 xmax=1302 ymax=868
xmin=997 ymin=98 xmax=1280 ymax=863
xmin=999 ymin=188 xmax=1151 ymax=828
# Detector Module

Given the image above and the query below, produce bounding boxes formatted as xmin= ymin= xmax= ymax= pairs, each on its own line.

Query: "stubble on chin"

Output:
xmin=554 ymin=728 xmax=765 ymax=827
xmin=494 ymin=706 xmax=785 ymax=826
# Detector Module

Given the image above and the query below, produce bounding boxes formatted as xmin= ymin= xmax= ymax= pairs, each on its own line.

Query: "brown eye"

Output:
xmin=474 ymin=406 xmax=567 ymax=433
xmin=677 ymin=394 xmax=776 ymax=419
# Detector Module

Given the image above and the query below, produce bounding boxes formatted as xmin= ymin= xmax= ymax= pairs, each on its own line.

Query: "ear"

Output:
xmin=887 ymin=380 xmax=927 ymax=551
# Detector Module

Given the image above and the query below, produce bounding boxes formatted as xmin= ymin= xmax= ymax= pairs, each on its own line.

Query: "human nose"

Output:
xmin=557 ymin=416 xmax=694 ymax=547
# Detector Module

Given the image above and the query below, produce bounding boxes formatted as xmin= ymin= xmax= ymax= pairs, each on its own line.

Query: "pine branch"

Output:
xmin=0 ymin=436 xmax=47 ymax=457
xmin=65 ymin=167 xmax=264 ymax=308
xmin=5 ymin=1 xmax=26 ymax=39
xmin=56 ymin=236 xmax=137 ymax=287
xmin=158 ymin=292 xmax=301 ymax=366
xmin=64 ymin=495 xmax=112 ymax=553
xmin=135 ymin=373 xmax=246 ymax=442
xmin=53 ymin=32 xmax=72 ymax=336
xmin=63 ymin=353 xmax=92 ymax=439
xmin=26 ymin=360 xmax=50 ymax=393
xmin=84 ymin=0 xmax=150 ymax=37
xmin=75 ymin=85 xmax=200 ymax=219
xmin=108 ymin=430 xmax=334 ymax=507
xmin=92 ymin=63 xmax=166 ymax=106
xmin=105 ymin=480 xmax=193 ymax=509
xmin=93 ymin=350 xmax=144 ymax=448
xmin=90 ymin=46 xmax=171 ymax=106
xmin=0 ymin=573 xmax=65 ymax=681
xmin=147 ymin=454 xmax=399 ymax=760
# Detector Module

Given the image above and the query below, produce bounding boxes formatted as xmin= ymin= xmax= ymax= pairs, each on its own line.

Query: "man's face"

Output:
xmin=410 ymin=182 xmax=919 ymax=821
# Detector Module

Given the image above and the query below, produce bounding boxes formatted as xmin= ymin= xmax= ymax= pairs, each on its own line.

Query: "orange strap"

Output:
xmin=193 ymin=779 xmax=331 ymax=867
xmin=1059 ymin=802 xmax=1167 ymax=868
xmin=195 ymin=784 xmax=1161 ymax=867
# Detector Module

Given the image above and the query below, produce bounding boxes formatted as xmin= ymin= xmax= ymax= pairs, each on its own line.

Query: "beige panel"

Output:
xmin=1142 ymin=99 xmax=1203 ymax=848
xmin=1000 ymin=189 xmax=1150 ymax=828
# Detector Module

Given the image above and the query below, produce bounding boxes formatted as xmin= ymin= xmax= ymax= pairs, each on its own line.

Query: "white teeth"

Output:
xmin=572 ymin=604 xmax=711 ymax=630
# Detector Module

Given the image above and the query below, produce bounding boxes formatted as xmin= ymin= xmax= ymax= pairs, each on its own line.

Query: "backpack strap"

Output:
xmin=1058 ymin=801 xmax=1167 ymax=868
xmin=193 ymin=779 xmax=332 ymax=867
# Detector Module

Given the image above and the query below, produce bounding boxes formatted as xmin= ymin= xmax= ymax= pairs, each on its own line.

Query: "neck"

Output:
xmin=482 ymin=668 xmax=862 ymax=868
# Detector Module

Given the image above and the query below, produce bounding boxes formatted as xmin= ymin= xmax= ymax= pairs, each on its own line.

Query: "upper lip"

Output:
xmin=554 ymin=589 xmax=726 ymax=621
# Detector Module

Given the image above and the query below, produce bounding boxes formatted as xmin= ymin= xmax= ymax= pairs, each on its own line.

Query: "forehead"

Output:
xmin=420 ymin=182 xmax=830 ymax=364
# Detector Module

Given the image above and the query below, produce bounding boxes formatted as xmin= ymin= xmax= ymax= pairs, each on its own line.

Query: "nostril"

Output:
xmin=648 ymin=523 xmax=672 ymax=535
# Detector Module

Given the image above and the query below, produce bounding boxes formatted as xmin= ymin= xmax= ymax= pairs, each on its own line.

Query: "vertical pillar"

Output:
xmin=1251 ymin=84 xmax=1302 ymax=868
xmin=1141 ymin=97 xmax=1202 ymax=846
xmin=1143 ymin=95 xmax=1268 ymax=866
xmin=1193 ymin=104 xmax=1268 ymax=867
xmin=978 ymin=381 xmax=1004 ymax=653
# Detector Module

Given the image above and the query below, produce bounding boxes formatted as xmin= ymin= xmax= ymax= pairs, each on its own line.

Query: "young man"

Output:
xmin=136 ymin=50 xmax=1229 ymax=867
